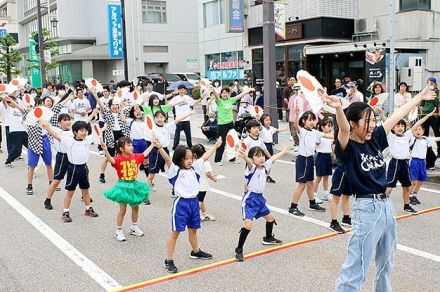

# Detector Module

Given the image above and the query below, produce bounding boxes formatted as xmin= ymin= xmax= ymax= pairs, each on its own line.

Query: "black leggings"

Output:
xmin=214 ymin=122 xmax=234 ymax=162
xmin=197 ymin=191 xmax=207 ymax=202
xmin=173 ymin=121 xmax=192 ymax=150
xmin=6 ymin=131 xmax=28 ymax=164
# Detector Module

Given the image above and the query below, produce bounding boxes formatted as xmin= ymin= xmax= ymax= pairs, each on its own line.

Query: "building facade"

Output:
xmin=0 ymin=0 xmax=18 ymax=83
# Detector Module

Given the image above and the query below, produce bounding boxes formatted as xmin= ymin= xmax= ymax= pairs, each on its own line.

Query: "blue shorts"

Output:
xmin=265 ymin=142 xmax=274 ymax=156
xmin=171 ymin=197 xmax=200 ymax=232
xmin=330 ymin=164 xmax=351 ymax=196
xmin=241 ymin=191 xmax=270 ymax=220
xmin=148 ymin=147 xmax=169 ymax=173
xmin=387 ymin=158 xmax=411 ymax=188
xmin=410 ymin=158 xmax=428 ymax=181
xmin=315 ymin=152 xmax=332 ymax=177
xmin=296 ymin=155 xmax=314 ymax=183
xmin=53 ymin=152 xmax=70 ymax=180
xmin=65 ymin=164 xmax=90 ymax=191
xmin=27 ymin=135 xmax=52 ymax=167
xmin=132 ymin=139 xmax=148 ymax=154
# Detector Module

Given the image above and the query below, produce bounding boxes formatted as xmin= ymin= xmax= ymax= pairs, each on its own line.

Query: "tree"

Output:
xmin=28 ymin=28 xmax=60 ymax=79
xmin=0 ymin=34 xmax=21 ymax=82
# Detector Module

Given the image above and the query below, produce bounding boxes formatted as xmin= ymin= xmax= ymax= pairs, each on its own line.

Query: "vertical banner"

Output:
xmin=274 ymin=1 xmax=286 ymax=39
xmin=28 ymin=39 xmax=41 ymax=88
xmin=225 ymin=0 xmax=244 ymax=33
xmin=107 ymin=2 xmax=124 ymax=58
xmin=365 ymin=49 xmax=386 ymax=87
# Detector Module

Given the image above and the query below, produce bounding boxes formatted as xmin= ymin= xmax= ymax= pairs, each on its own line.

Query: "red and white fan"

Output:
xmin=0 ymin=83 xmax=17 ymax=94
xmin=22 ymin=93 xmax=36 ymax=108
xmin=131 ymin=90 xmax=143 ymax=105
xmin=225 ymin=129 xmax=240 ymax=160
xmin=250 ymin=105 xmax=264 ymax=117
xmin=296 ymin=70 xmax=325 ymax=114
xmin=9 ymin=77 xmax=28 ymax=87
xmin=143 ymin=114 xmax=157 ymax=141
xmin=25 ymin=106 xmax=54 ymax=127
xmin=368 ymin=93 xmax=389 ymax=109
xmin=93 ymin=124 xmax=102 ymax=141
xmin=85 ymin=78 xmax=103 ymax=92
xmin=323 ymin=98 xmax=350 ymax=115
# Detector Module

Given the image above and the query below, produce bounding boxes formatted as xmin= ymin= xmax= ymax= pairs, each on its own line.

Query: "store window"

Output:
xmin=203 ymin=0 xmax=225 ymax=27
xmin=142 ymin=0 xmax=167 ymax=23
xmin=400 ymin=0 xmax=430 ymax=11
xmin=206 ymin=51 xmax=244 ymax=82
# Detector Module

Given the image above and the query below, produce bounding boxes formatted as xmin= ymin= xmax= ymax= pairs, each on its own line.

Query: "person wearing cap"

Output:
xmin=331 ymin=79 xmax=347 ymax=97
xmin=420 ymin=77 xmax=440 ymax=157
xmin=287 ymin=84 xmax=310 ymax=147
xmin=345 ymin=82 xmax=363 ymax=103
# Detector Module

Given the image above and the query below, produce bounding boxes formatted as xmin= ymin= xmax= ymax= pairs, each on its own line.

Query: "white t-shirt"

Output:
xmin=410 ymin=137 xmax=431 ymax=160
xmin=0 ymin=102 xmax=6 ymax=125
xmin=199 ymin=161 xmax=213 ymax=192
xmin=166 ymin=158 xmax=205 ymax=198
xmin=316 ymin=137 xmax=333 ymax=153
xmin=54 ymin=95 xmax=72 ymax=114
xmin=298 ymin=127 xmax=323 ymax=157
xmin=98 ymin=97 xmax=111 ymax=122
xmin=260 ymin=126 xmax=277 ymax=143
xmin=127 ymin=119 xmax=147 ymax=140
xmin=243 ymin=135 xmax=267 ymax=154
xmin=155 ymin=122 xmax=176 ymax=148
xmin=387 ymin=131 xmax=413 ymax=159
xmin=173 ymin=95 xmax=195 ymax=121
xmin=5 ymin=107 xmax=25 ymax=132
xmin=52 ymin=128 xmax=74 ymax=153
xmin=72 ymin=98 xmax=91 ymax=121
xmin=61 ymin=135 xmax=94 ymax=165
xmin=245 ymin=159 xmax=272 ymax=194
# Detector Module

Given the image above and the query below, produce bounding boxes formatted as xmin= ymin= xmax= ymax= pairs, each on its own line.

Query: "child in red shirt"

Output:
xmin=102 ymin=137 xmax=154 ymax=242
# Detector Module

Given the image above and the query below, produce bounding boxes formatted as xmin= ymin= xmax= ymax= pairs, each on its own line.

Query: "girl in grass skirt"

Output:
xmin=102 ymin=136 xmax=154 ymax=242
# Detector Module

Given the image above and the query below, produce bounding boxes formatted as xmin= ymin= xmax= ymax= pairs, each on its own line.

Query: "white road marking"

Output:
xmin=0 ymin=187 xmax=121 ymax=291
xmin=397 ymin=244 xmax=440 ymax=262
xmin=397 ymin=183 xmax=440 ymax=194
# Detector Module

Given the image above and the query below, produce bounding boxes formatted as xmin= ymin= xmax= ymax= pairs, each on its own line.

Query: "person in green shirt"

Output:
xmin=420 ymin=77 xmax=440 ymax=156
xmin=141 ymin=94 xmax=182 ymax=117
xmin=212 ymin=86 xmax=254 ymax=165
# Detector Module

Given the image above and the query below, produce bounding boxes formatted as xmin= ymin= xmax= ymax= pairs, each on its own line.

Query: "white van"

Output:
xmin=174 ymin=73 xmax=201 ymax=86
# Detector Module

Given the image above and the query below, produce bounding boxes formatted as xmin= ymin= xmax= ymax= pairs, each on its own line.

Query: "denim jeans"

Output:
xmin=336 ymin=197 xmax=397 ymax=292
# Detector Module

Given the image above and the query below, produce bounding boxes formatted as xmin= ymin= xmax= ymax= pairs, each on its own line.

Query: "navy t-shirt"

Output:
xmin=335 ymin=126 xmax=388 ymax=195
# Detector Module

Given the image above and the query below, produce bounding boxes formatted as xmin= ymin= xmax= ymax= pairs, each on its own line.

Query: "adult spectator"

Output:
xmin=201 ymin=112 xmax=218 ymax=144
xmin=420 ymin=77 xmax=440 ymax=157
xmin=331 ymin=79 xmax=347 ymax=97
xmin=343 ymin=75 xmax=352 ymax=85
xmin=345 ymin=82 xmax=363 ymax=103
xmin=395 ymin=82 xmax=412 ymax=109
xmin=287 ymin=83 xmax=310 ymax=146
xmin=109 ymin=80 xmax=117 ymax=91
xmin=172 ymin=85 xmax=196 ymax=150
xmin=283 ymin=77 xmax=296 ymax=122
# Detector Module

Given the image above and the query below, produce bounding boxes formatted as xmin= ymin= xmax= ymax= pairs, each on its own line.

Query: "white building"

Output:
xmin=0 ymin=0 xmax=18 ymax=36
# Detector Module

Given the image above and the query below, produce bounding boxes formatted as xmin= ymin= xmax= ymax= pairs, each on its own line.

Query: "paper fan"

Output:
xmin=408 ymin=106 xmax=419 ymax=122
xmin=368 ymin=93 xmax=389 ymax=108
xmin=25 ymin=106 xmax=54 ymax=127
xmin=9 ymin=77 xmax=28 ymax=87
xmin=323 ymin=98 xmax=350 ymax=115
xmin=131 ymin=90 xmax=143 ymax=105
xmin=296 ymin=70 xmax=325 ymax=113
xmin=225 ymin=129 xmax=240 ymax=160
xmin=93 ymin=124 xmax=102 ymax=139
xmin=22 ymin=94 xmax=35 ymax=107
xmin=0 ymin=83 xmax=17 ymax=94
xmin=85 ymin=78 xmax=102 ymax=89
xmin=143 ymin=114 xmax=157 ymax=141
xmin=116 ymin=87 xmax=130 ymax=99
xmin=251 ymin=105 xmax=264 ymax=117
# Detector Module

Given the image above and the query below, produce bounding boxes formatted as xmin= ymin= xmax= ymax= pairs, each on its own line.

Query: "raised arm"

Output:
xmin=322 ymin=93 xmax=350 ymax=151
xmin=39 ymin=119 xmax=61 ymax=141
xmin=101 ymin=142 xmax=115 ymax=164
xmin=411 ymin=109 xmax=435 ymax=132
xmin=234 ymin=88 xmax=255 ymax=102
xmin=270 ymin=146 xmax=288 ymax=163
xmin=293 ymin=101 xmax=300 ymax=132
xmin=174 ymin=110 xmax=194 ymax=124
xmin=142 ymin=142 xmax=155 ymax=157
xmin=85 ymin=108 xmax=99 ymax=124
xmin=383 ymin=85 xmax=437 ymax=134
xmin=152 ymin=138 xmax=172 ymax=168
xmin=238 ymin=147 xmax=253 ymax=169
xmin=4 ymin=96 xmax=25 ymax=113
xmin=201 ymin=137 xmax=222 ymax=161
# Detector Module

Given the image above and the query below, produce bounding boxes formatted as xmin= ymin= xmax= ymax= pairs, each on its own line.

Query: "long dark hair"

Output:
xmin=148 ymin=94 xmax=162 ymax=114
xmin=345 ymin=102 xmax=374 ymax=134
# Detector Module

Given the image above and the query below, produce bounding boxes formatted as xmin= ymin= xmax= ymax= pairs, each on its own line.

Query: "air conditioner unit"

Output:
xmin=399 ymin=66 xmax=424 ymax=91
xmin=354 ymin=18 xmax=377 ymax=34
xmin=408 ymin=57 xmax=423 ymax=67
xmin=400 ymin=67 xmax=413 ymax=86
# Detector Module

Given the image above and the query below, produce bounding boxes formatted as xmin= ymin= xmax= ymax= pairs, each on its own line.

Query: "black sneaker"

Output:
xmin=341 ymin=217 xmax=352 ymax=227
xmin=288 ymin=207 xmax=305 ymax=217
xmin=143 ymin=199 xmax=151 ymax=205
xmin=330 ymin=221 xmax=345 ymax=234
xmin=26 ymin=186 xmax=33 ymax=195
xmin=266 ymin=176 xmax=276 ymax=183
xmin=164 ymin=259 xmax=178 ymax=274
xmin=62 ymin=212 xmax=72 ymax=223
xmin=412 ymin=196 xmax=421 ymax=205
xmin=81 ymin=196 xmax=93 ymax=203
xmin=262 ymin=235 xmax=283 ymax=245
xmin=235 ymin=247 xmax=244 ymax=262
xmin=99 ymin=177 xmax=106 ymax=184
xmin=189 ymin=249 xmax=213 ymax=260
xmin=55 ymin=186 xmax=61 ymax=191
xmin=4 ymin=162 xmax=12 ymax=168
xmin=404 ymin=205 xmax=418 ymax=214
xmin=44 ymin=199 xmax=53 ymax=210
xmin=85 ymin=207 xmax=99 ymax=217
xmin=309 ymin=203 xmax=326 ymax=212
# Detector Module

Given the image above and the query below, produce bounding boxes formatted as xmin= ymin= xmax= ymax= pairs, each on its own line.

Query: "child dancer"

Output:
xmin=156 ymin=138 xmax=222 ymax=274
xmin=234 ymin=145 xmax=288 ymax=261
xmin=409 ymin=112 xmax=440 ymax=205
xmin=313 ymin=118 xmax=334 ymax=202
xmin=328 ymin=162 xmax=351 ymax=233
xmin=191 ymin=144 xmax=218 ymax=221
xmin=125 ymin=105 xmax=150 ymax=176
xmin=289 ymin=107 xmax=332 ymax=216
xmin=259 ymin=113 xmax=287 ymax=183
xmin=102 ymin=137 xmax=154 ymax=241
xmin=243 ymin=120 xmax=271 ymax=157
xmin=41 ymin=120 xmax=99 ymax=223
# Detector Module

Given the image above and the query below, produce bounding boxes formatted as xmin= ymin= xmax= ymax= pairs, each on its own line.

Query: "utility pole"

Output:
xmin=263 ymin=0 xmax=278 ymax=142
xmin=36 ymin=0 xmax=46 ymax=87
xmin=389 ymin=0 xmax=396 ymax=114
xmin=121 ymin=0 xmax=129 ymax=80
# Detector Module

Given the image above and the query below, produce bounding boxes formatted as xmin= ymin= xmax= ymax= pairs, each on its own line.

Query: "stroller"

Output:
xmin=234 ymin=112 xmax=256 ymax=139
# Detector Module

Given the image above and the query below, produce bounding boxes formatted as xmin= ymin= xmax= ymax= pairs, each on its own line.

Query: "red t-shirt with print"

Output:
xmin=113 ymin=153 xmax=144 ymax=180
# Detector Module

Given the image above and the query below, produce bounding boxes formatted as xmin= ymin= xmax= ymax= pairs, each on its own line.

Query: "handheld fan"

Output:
xmin=225 ymin=129 xmax=240 ymax=160
xmin=296 ymin=70 xmax=325 ymax=114
xmin=25 ymin=106 xmax=53 ymax=127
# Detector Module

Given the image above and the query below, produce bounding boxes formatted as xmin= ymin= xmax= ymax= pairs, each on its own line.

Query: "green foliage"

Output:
xmin=28 ymin=28 xmax=60 ymax=74
xmin=191 ymin=86 xmax=201 ymax=100
xmin=0 ymin=34 xmax=21 ymax=81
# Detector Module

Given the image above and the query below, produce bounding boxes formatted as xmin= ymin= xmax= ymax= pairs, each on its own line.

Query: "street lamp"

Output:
xmin=50 ymin=17 xmax=58 ymax=29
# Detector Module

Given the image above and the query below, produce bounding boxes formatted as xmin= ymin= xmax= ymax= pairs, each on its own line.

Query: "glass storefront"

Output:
xmin=205 ymin=51 xmax=244 ymax=84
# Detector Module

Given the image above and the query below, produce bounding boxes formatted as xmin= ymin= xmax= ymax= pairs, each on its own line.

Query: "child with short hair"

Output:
xmin=243 ymin=120 xmax=271 ymax=158
xmin=41 ymin=120 xmax=99 ymax=223
xmin=234 ymin=145 xmax=288 ymax=261
xmin=102 ymin=137 xmax=154 ymax=241
xmin=313 ymin=118 xmax=334 ymax=202
xmin=155 ymin=138 xmax=222 ymax=274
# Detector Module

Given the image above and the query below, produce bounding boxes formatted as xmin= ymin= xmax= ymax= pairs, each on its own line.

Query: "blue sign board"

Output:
xmin=226 ymin=0 xmax=244 ymax=33
xmin=206 ymin=69 xmax=244 ymax=81
xmin=107 ymin=3 xmax=124 ymax=58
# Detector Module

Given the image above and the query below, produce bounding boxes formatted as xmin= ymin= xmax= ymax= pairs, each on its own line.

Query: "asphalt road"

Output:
xmin=0 ymin=110 xmax=440 ymax=292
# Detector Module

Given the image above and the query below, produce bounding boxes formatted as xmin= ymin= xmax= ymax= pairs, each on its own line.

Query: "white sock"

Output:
xmin=63 ymin=208 xmax=69 ymax=213
xmin=116 ymin=226 xmax=122 ymax=229
xmin=85 ymin=205 xmax=91 ymax=210
xmin=131 ymin=222 xmax=137 ymax=226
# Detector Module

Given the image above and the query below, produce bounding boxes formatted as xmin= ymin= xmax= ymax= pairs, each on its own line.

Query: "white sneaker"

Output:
xmin=289 ymin=136 xmax=293 ymax=141
xmin=129 ymin=225 xmax=144 ymax=237
xmin=151 ymin=182 xmax=157 ymax=192
xmin=314 ymin=196 xmax=323 ymax=204
xmin=115 ymin=229 xmax=126 ymax=241
xmin=321 ymin=192 xmax=332 ymax=202
xmin=203 ymin=213 xmax=216 ymax=221
xmin=98 ymin=150 xmax=104 ymax=155
xmin=214 ymin=162 xmax=223 ymax=166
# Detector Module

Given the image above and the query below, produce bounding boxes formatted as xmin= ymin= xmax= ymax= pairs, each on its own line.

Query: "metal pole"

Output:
xmin=36 ymin=0 xmax=46 ymax=87
xmin=389 ymin=0 xmax=396 ymax=114
xmin=263 ymin=0 xmax=278 ymax=143
xmin=121 ymin=0 xmax=129 ymax=80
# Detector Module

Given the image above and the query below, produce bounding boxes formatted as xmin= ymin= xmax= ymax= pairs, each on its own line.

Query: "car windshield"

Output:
xmin=162 ymin=74 xmax=181 ymax=82
xmin=186 ymin=74 xmax=200 ymax=80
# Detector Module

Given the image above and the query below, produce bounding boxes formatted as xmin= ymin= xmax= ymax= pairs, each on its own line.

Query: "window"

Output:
xmin=143 ymin=46 xmax=168 ymax=53
xmin=400 ymin=0 xmax=431 ymax=11
xmin=203 ymin=0 xmax=225 ymax=27
xmin=142 ymin=0 xmax=167 ymax=23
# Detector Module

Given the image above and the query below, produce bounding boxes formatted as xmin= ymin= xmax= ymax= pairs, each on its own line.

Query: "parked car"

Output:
xmin=174 ymin=72 xmax=201 ymax=86
xmin=138 ymin=73 xmax=182 ymax=85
